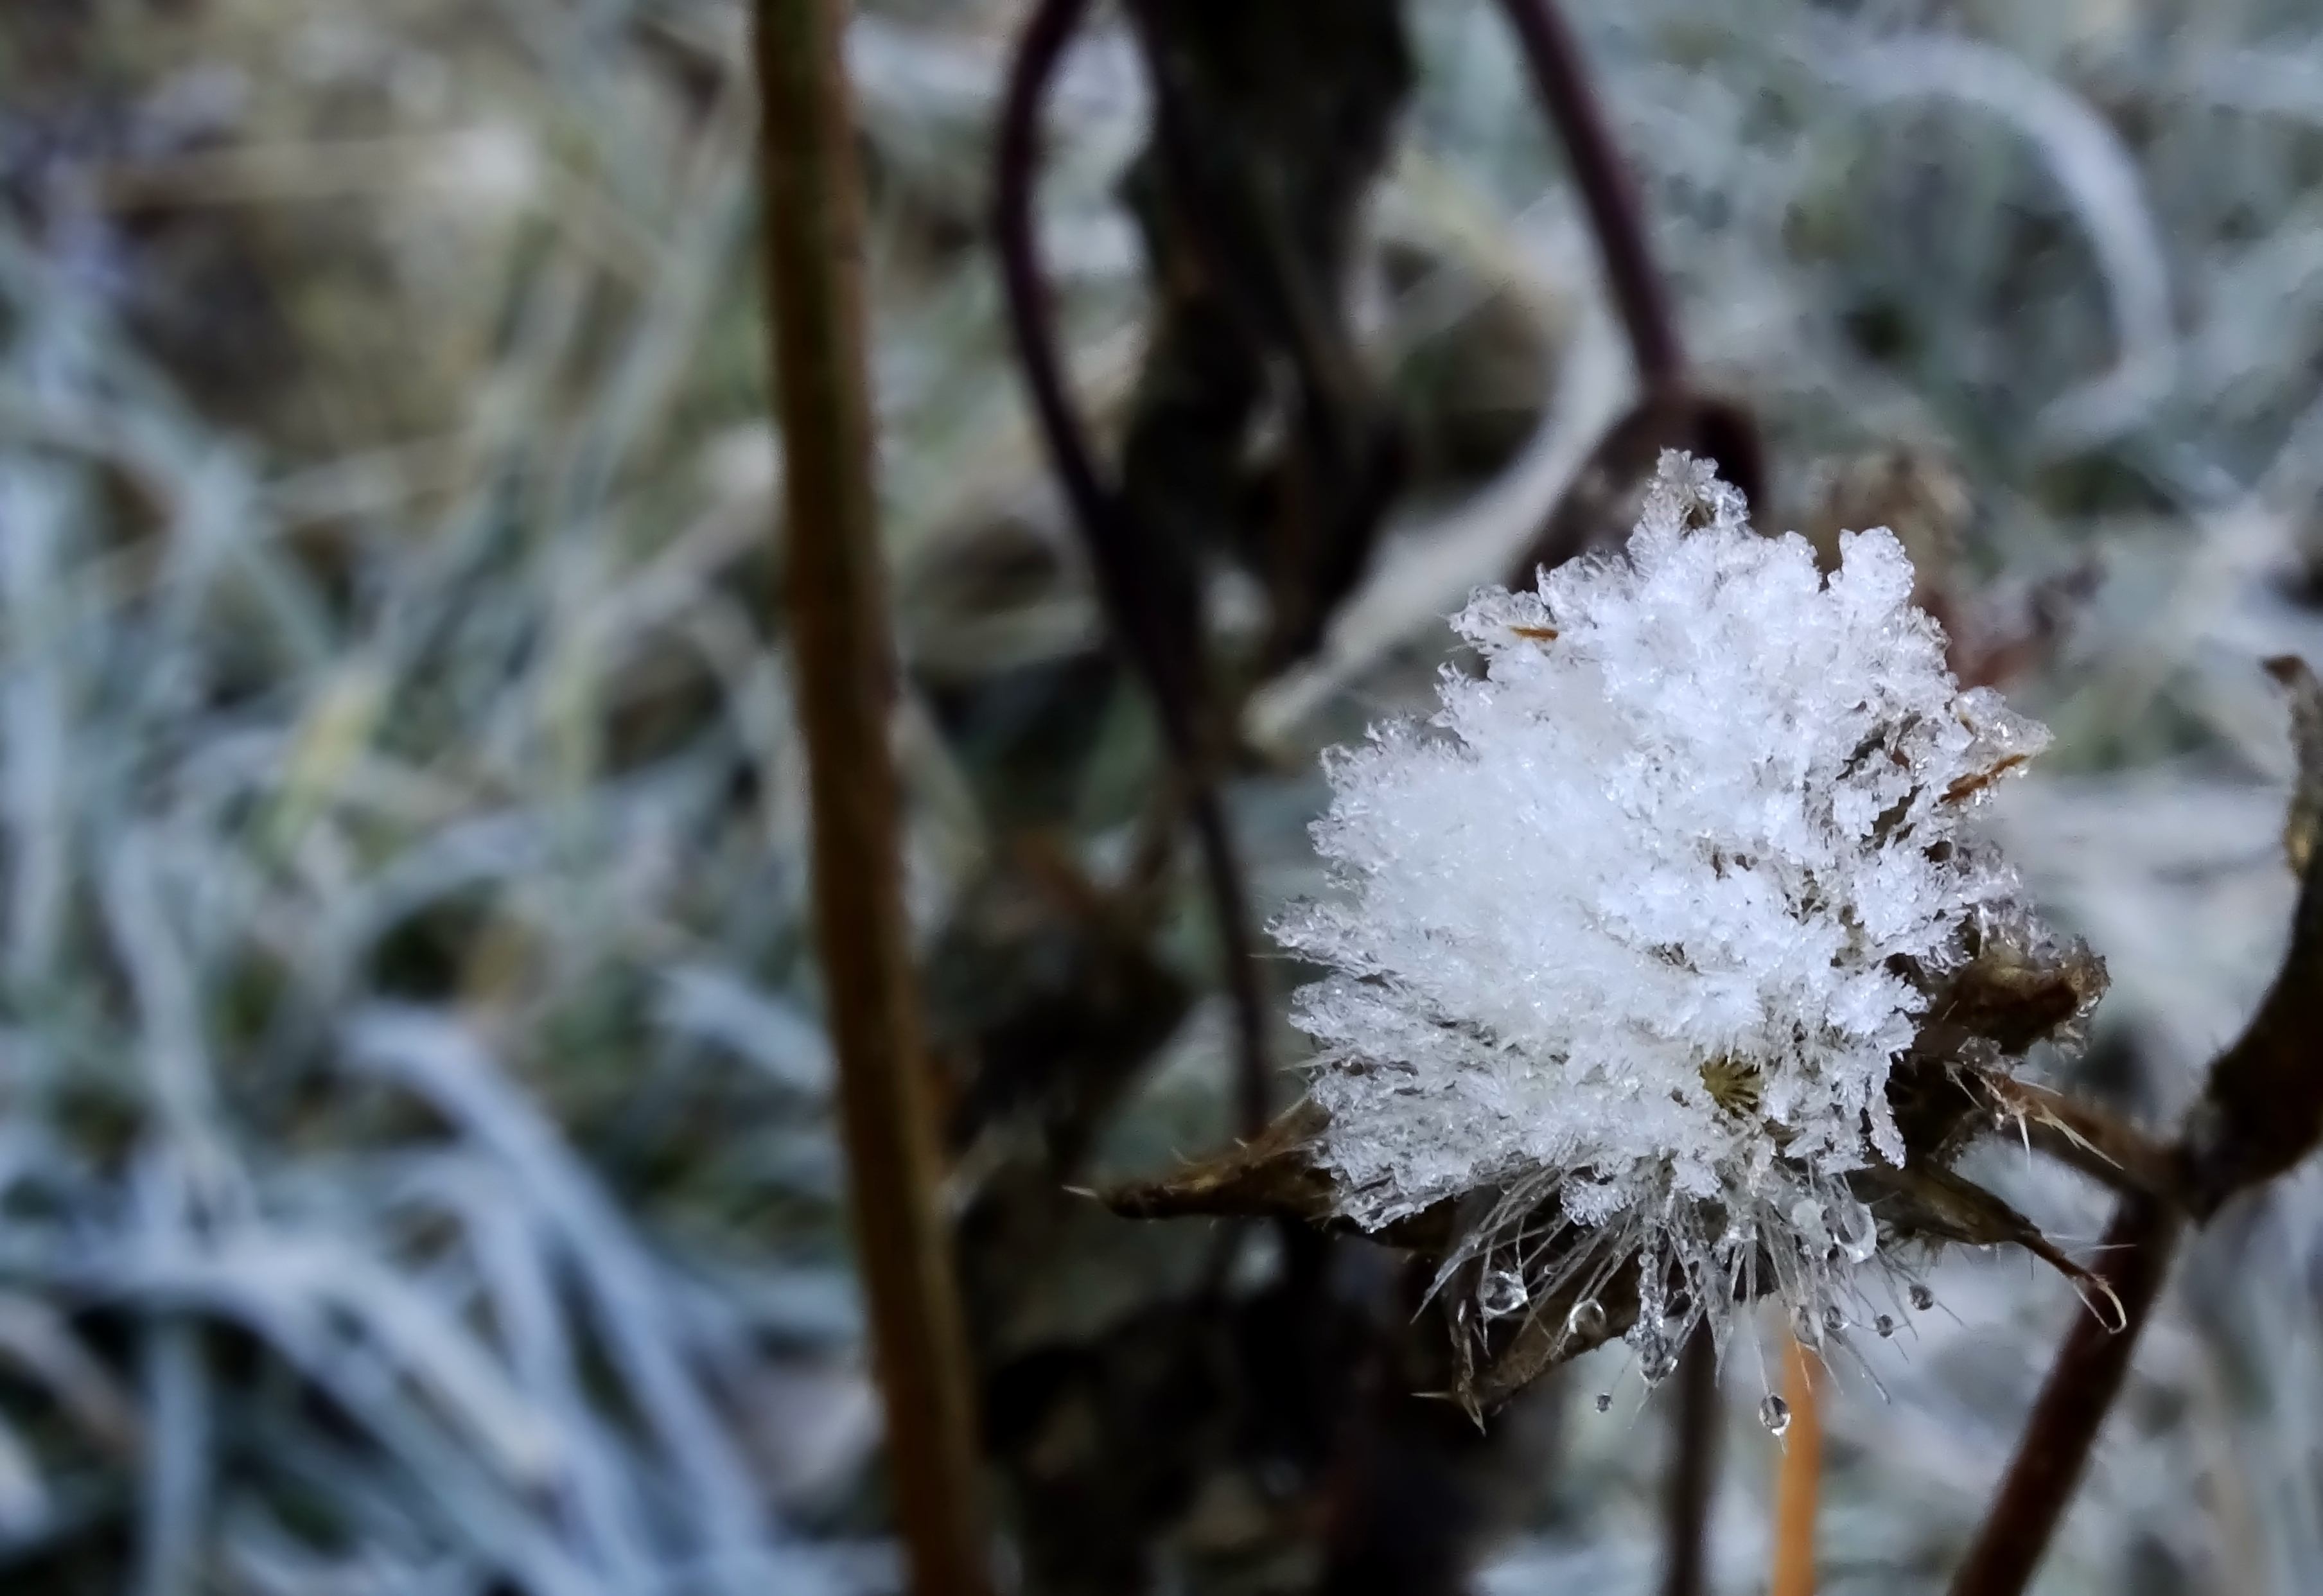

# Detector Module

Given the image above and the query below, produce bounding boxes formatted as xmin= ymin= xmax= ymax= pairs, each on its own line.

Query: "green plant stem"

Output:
xmin=754 ymin=3 xmax=990 ymax=1591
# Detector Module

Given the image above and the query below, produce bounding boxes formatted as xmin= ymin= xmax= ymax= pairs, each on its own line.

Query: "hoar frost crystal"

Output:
xmin=1274 ymin=453 xmax=2062 ymax=1382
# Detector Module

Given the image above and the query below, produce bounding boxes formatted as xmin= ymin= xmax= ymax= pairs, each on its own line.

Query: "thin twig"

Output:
xmin=2182 ymin=661 xmax=2323 ymax=1219
xmin=1771 ymin=1337 xmax=1822 ymax=1596
xmin=755 ymin=3 xmax=990 ymax=1590
xmin=1493 ymin=0 xmax=1685 ymax=391
xmin=1660 ymin=1324 xmax=1721 ymax=1596
xmin=1953 ymin=658 xmax=2323 ymax=1595
xmin=1947 ymin=1194 xmax=2179 ymax=1596
xmin=1481 ymin=3 xmax=1730 ymax=1571
xmin=1483 ymin=3 xmax=1730 ymax=1572
xmin=993 ymin=0 xmax=1179 ymax=718
xmin=994 ymin=0 xmax=1273 ymax=1136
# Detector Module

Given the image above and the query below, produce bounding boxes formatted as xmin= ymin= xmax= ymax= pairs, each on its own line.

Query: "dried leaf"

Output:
xmin=1887 ymin=920 xmax=2110 ymax=1166
xmin=1855 ymin=1162 xmax=2122 ymax=1326
xmin=2266 ymin=655 xmax=2323 ymax=875
xmin=1103 ymin=1099 xmax=1339 ymax=1225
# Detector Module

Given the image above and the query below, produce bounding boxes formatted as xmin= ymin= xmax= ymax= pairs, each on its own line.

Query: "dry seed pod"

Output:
xmin=1111 ymin=455 xmax=2112 ymax=1410
xmin=1801 ymin=446 xmax=1970 ymax=620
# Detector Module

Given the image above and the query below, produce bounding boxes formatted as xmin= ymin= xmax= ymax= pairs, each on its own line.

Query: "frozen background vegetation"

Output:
xmin=4 ymin=0 xmax=2323 ymax=1590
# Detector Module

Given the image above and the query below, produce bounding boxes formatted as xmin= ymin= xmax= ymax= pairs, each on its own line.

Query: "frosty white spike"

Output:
xmin=1274 ymin=452 xmax=2051 ymax=1361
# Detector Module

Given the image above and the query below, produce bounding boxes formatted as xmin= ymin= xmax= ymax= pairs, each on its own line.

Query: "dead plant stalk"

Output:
xmin=754 ymin=2 xmax=991 ymax=1591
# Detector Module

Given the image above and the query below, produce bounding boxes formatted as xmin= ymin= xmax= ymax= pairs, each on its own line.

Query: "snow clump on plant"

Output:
xmin=1273 ymin=452 xmax=2056 ymax=1374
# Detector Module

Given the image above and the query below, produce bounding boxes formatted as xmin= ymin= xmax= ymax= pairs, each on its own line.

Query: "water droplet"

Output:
xmin=1565 ymin=1299 xmax=1607 ymax=1341
xmin=1834 ymin=1197 xmax=1878 ymax=1263
xmin=1875 ymin=1314 xmax=1896 ymax=1338
xmin=1477 ymin=1269 xmax=1529 ymax=1319
xmin=1758 ymin=1394 xmax=1791 ymax=1436
xmin=1639 ymin=1338 xmax=1679 ymax=1385
xmin=1792 ymin=1305 xmax=1819 ymax=1344
xmin=1822 ymin=1305 xmax=1847 ymax=1336
xmin=1908 ymin=1283 xmax=1935 ymax=1312
xmin=1595 ymin=1392 xmax=1612 ymax=1413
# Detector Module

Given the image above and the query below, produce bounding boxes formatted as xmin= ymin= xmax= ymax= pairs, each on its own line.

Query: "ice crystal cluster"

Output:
xmin=1275 ymin=453 xmax=2053 ymax=1365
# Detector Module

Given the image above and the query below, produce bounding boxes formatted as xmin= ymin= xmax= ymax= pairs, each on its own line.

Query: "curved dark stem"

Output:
xmin=1493 ymin=0 xmax=1685 ymax=392
xmin=1490 ymin=5 xmax=1722 ymax=1575
xmin=994 ymin=0 xmax=1272 ymax=1138
xmin=1119 ymin=0 xmax=1410 ymax=669
xmin=1660 ymin=1324 xmax=1721 ymax=1596
xmin=1947 ymin=1194 xmax=2180 ymax=1596
xmin=993 ymin=0 xmax=1179 ymax=723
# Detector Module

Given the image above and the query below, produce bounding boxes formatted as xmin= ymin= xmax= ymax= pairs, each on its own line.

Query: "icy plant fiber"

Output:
xmin=1275 ymin=453 xmax=2051 ymax=1355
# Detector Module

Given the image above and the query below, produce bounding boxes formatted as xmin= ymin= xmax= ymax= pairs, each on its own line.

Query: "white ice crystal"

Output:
xmin=1274 ymin=453 xmax=2053 ymax=1369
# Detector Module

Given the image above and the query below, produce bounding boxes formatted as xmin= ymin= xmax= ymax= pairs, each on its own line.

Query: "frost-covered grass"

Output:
xmin=0 ymin=227 xmax=886 ymax=1596
xmin=7 ymin=0 xmax=2323 ymax=1592
xmin=0 ymin=3 xmax=880 ymax=1587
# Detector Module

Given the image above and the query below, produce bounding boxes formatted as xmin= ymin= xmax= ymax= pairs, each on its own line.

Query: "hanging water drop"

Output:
xmin=1909 ymin=1282 xmax=1935 ymax=1311
xmin=1835 ymin=1197 xmax=1878 ymax=1263
xmin=1822 ymin=1304 xmax=1846 ymax=1336
xmin=1758 ymin=1394 xmax=1791 ymax=1437
xmin=1875 ymin=1314 xmax=1895 ymax=1338
xmin=1477 ymin=1268 xmax=1529 ymax=1319
xmin=1788 ymin=1196 xmax=1830 ymax=1252
xmin=1639 ymin=1338 xmax=1679 ymax=1385
xmin=1565 ymin=1299 xmax=1607 ymax=1341
xmin=1594 ymin=1392 xmax=1613 ymax=1414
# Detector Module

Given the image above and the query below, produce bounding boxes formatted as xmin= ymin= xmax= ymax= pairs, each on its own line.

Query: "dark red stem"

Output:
xmin=992 ymin=0 xmax=1272 ymax=1136
xmin=1493 ymin=0 xmax=1685 ymax=391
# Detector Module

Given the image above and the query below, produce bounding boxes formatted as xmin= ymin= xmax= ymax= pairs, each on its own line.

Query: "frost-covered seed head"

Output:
xmin=1274 ymin=453 xmax=2053 ymax=1359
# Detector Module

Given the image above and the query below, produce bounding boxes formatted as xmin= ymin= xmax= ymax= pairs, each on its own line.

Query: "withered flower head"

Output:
xmin=1271 ymin=453 xmax=2098 ymax=1387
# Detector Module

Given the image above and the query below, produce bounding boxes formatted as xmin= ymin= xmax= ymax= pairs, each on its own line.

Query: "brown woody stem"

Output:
xmin=1955 ymin=658 xmax=2323 ymax=1595
xmin=2181 ymin=764 xmax=2323 ymax=1214
xmin=1947 ymin=1193 xmax=2179 ymax=1596
xmin=1660 ymin=1324 xmax=1721 ymax=1596
xmin=755 ymin=3 xmax=990 ymax=1590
